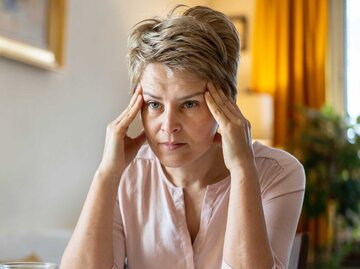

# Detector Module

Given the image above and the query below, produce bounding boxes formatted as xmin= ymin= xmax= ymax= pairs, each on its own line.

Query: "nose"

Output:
xmin=161 ymin=107 xmax=181 ymax=134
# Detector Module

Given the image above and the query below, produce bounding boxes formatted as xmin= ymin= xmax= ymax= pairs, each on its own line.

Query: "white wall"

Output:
xmin=0 ymin=0 xmax=209 ymax=234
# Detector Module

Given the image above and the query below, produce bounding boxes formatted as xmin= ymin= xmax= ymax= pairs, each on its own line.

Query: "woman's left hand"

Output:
xmin=204 ymin=82 xmax=255 ymax=171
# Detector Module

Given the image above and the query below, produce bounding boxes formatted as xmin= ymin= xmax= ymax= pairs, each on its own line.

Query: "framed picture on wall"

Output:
xmin=0 ymin=0 xmax=67 ymax=70
xmin=230 ymin=15 xmax=247 ymax=51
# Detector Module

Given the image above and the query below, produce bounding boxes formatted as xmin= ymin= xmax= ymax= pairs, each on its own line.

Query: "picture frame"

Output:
xmin=0 ymin=0 xmax=67 ymax=70
xmin=230 ymin=15 xmax=247 ymax=51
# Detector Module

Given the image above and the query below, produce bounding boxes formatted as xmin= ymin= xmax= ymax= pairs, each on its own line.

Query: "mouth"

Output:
xmin=158 ymin=142 xmax=186 ymax=151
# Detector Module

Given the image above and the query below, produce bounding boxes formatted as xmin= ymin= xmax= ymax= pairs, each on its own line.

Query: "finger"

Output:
xmin=133 ymin=129 xmax=147 ymax=147
xmin=216 ymin=84 xmax=232 ymax=103
xmin=213 ymin=132 xmax=222 ymax=146
xmin=228 ymin=98 xmax=246 ymax=119
xmin=114 ymin=85 xmax=142 ymax=123
xmin=117 ymin=94 xmax=143 ymax=130
xmin=207 ymin=82 xmax=237 ymax=121
xmin=228 ymin=101 xmax=242 ymax=117
xmin=232 ymin=99 xmax=248 ymax=120
xmin=216 ymin=86 xmax=243 ymax=117
xmin=128 ymin=85 xmax=142 ymax=107
xmin=124 ymin=129 xmax=147 ymax=166
xmin=205 ymin=91 xmax=230 ymax=125
xmin=207 ymin=82 xmax=227 ymax=107
xmin=215 ymin=85 xmax=248 ymax=121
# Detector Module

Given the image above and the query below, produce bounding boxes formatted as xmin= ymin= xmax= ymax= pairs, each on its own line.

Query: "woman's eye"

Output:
xmin=183 ymin=101 xmax=198 ymax=109
xmin=148 ymin=101 xmax=162 ymax=110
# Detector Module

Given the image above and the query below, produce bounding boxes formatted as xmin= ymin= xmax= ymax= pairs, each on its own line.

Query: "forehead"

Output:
xmin=141 ymin=63 xmax=206 ymax=94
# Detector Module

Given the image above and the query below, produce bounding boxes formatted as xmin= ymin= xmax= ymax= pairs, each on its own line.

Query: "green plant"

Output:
xmin=288 ymin=105 xmax=360 ymax=225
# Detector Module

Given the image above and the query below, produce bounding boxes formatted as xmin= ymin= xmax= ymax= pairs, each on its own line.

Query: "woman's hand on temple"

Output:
xmin=98 ymin=85 xmax=146 ymax=178
xmin=204 ymin=82 xmax=255 ymax=171
xmin=61 ymin=87 xmax=145 ymax=269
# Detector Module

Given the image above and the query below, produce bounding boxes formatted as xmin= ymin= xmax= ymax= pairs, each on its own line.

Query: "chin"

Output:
xmin=155 ymin=153 xmax=194 ymax=168
xmin=153 ymin=145 xmax=215 ymax=169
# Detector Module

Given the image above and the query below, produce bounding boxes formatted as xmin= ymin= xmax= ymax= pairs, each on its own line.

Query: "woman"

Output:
xmin=61 ymin=5 xmax=305 ymax=269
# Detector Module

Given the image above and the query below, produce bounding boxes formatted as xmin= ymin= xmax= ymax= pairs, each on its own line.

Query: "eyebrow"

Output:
xmin=142 ymin=91 xmax=205 ymax=101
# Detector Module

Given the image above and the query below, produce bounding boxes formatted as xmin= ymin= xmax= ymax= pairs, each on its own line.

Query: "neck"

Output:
xmin=162 ymin=145 xmax=229 ymax=191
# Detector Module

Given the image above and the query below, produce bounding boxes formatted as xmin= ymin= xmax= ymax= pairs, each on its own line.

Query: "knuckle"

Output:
xmin=227 ymin=123 xmax=236 ymax=133
xmin=233 ymin=119 xmax=251 ymax=131
xmin=214 ymin=108 xmax=223 ymax=115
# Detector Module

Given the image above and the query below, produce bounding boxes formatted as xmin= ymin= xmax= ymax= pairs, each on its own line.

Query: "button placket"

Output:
xmin=193 ymin=186 xmax=216 ymax=262
xmin=172 ymin=187 xmax=195 ymax=269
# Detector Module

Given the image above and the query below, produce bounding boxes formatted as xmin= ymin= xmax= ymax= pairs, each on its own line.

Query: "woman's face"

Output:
xmin=141 ymin=63 xmax=218 ymax=168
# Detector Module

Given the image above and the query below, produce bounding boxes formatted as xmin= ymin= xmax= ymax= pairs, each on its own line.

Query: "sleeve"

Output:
xmin=112 ymin=196 xmax=126 ymax=269
xmin=261 ymin=162 xmax=305 ymax=268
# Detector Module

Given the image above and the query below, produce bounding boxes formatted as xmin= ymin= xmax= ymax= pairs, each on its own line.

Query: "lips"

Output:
xmin=159 ymin=142 xmax=186 ymax=150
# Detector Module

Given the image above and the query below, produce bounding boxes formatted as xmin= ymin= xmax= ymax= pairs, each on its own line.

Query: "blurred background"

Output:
xmin=0 ymin=0 xmax=359 ymax=268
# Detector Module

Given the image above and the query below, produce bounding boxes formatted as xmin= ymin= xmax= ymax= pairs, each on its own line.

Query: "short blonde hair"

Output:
xmin=127 ymin=5 xmax=240 ymax=99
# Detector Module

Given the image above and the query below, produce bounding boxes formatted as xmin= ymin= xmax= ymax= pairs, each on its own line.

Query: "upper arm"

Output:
xmin=262 ymin=165 xmax=305 ymax=268
xmin=263 ymin=190 xmax=304 ymax=268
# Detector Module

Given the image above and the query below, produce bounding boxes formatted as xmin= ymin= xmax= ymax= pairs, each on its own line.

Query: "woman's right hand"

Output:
xmin=61 ymin=87 xmax=145 ymax=269
xmin=98 ymin=85 xmax=146 ymax=179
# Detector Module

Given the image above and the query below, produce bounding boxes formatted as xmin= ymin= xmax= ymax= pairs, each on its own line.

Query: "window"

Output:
xmin=346 ymin=0 xmax=360 ymax=121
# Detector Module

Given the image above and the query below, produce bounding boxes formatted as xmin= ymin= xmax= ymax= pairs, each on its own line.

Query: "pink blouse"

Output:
xmin=112 ymin=142 xmax=305 ymax=269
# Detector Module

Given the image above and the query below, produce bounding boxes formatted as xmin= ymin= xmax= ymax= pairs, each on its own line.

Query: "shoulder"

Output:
xmin=134 ymin=143 xmax=157 ymax=161
xmin=253 ymin=141 xmax=305 ymax=200
xmin=121 ymin=143 xmax=157 ymax=180
xmin=119 ymin=144 xmax=164 ymax=193
xmin=117 ymin=145 xmax=165 ymax=227
xmin=253 ymin=141 xmax=303 ymax=172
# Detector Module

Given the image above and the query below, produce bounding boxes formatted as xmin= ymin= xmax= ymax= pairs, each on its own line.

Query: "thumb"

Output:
xmin=133 ymin=129 xmax=147 ymax=148
xmin=213 ymin=132 xmax=222 ymax=146
xmin=124 ymin=130 xmax=147 ymax=166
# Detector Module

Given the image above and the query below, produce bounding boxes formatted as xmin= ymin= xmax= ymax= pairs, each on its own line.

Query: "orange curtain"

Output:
xmin=251 ymin=0 xmax=328 ymax=147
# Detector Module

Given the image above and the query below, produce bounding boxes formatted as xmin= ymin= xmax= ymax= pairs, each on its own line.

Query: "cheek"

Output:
xmin=141 ymin=108 xmax=157 ymax=135
xmin=191 ymin=113 xmax=218 ymax=138
xmin=141 ymin=109 xmax=150 ymax=129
